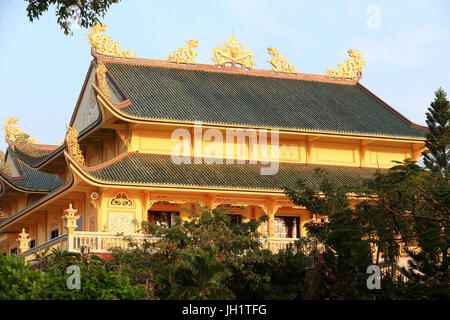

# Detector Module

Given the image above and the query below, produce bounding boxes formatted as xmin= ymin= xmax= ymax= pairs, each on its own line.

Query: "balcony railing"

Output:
xmin=21 ymin=232 xmax=156 ymax=262
xmin=22 ymin=232 xmax=303 ymax=260
xmin=261 ymin=237 xmax=298 ymax=253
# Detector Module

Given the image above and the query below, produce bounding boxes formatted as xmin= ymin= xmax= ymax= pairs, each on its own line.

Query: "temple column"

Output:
xmin=263 ymin=200 xmax=278 ymax=238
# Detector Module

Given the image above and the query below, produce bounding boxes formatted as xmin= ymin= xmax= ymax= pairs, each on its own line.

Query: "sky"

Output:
xmin=0 ymin=0 xmax=449 ymax=151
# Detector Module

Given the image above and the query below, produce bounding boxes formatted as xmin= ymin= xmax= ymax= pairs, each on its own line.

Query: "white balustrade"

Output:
xmin=262 ymin=237 xmax=298 ymax=253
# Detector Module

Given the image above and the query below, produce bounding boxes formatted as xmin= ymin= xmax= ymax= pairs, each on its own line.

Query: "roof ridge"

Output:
xmin=94 ymin=50 xmax=359 ymax=86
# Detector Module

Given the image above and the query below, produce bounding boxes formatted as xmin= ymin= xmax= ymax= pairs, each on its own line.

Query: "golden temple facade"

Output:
xmin=0 ymin=26 xmax=428 ymax=259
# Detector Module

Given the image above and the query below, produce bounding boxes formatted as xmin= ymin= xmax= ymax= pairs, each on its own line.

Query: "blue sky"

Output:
xmin=0 ymin=0 xmax=449 ymax=151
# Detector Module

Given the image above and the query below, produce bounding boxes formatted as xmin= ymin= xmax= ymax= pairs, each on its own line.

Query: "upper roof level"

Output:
xmin=99 ymin=56 xmax=427 ymax=139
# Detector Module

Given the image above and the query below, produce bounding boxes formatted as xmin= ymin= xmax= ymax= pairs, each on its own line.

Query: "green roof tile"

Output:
xmin=104 ymin=63 xmax=426 ymax=138
xmin=1 ymin=147 xmax=62 ymax=192
xmin=86 ymin=153 xmax=384 ymax=192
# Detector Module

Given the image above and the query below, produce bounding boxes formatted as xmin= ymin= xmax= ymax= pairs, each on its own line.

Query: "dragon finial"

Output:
xmin=86 ymin=23 xmax=135 ymax=58
xmin=168 ymin=39 xmax=199 ymax=64
xmin=326 ymin=49 xmax=366 ymax=80
xmin=267 ymin=47 xmax=297 ymax=73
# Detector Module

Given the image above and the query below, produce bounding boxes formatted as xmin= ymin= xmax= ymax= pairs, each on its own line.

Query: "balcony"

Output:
xmin=20 ymin=232 xmax=303 ymax=261
xmin=21 ymin=232 xmax=154 ymax=263
xmin=261 ymin=237 xmax=299 ymax=253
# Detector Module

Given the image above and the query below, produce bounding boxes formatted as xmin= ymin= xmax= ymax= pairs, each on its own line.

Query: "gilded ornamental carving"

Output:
xmin=65 ymin=126 xmax=85 ymax=166
xmin=168 ymin=39 xmax=199 ymax=64
xmin=2 ymin=118 xmax=39 ymax=156
xmin=86 ymin=23 xmax=135 ymax=58
xmin=326 ymin=49 xmax=366 ymax=79
xmin=211 ymin=35 xmax=255 ymax=69
xmin=96 ymin=61 xmax=111 ymax=101
xmin=267 ymin=47 xmax=297 ymax=73
xmin=110 ymin=193 xmax=133 ymax=207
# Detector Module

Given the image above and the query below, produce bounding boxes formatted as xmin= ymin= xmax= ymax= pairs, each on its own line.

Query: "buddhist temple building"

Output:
xmin=0 ymin=25 xmax=428 ymax=259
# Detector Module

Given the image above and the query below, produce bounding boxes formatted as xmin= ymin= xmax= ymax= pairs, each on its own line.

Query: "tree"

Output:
xmin=168 ymin=247 xmax=235 ymax=300
xmin=422 ymin=87 xmax=450 ymax=178
xmin=107 ymin=207 xmax=311 ymax=300
xmin=285 ymin=169 xmax=377 ymax=299
xmin=25 ymin=0 xmax=122 ymax=35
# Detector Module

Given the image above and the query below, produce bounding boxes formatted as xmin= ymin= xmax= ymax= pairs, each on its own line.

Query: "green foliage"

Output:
xmin=107 ymin=208 xmax=311 ymax=300
xmin=25 ymin=0 xmax=122 ymax=35
xmin=168 ymin=247 xmax=234 ymax=300
xmin=0 ymin=254 xmax=46 ymax=299
xmin=422 ymin=87 xmax=450 ymax=177
xmin=285 ymin=169 xmax=376 ymax=299
xmin=0 ymin=248 xmax=154 ymax=300
xmin=39 ymin=263 xmax=152 ymax=300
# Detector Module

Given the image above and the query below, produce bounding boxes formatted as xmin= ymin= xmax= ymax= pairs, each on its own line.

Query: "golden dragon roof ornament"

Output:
xmin=96 ymin=61 xmax=111 ymax=101
xmin=168 ymin=39 xmax=199 ymax=64
xmin=326 ymin=49 xmax=366 ymax=79
xmin=65 ymin=126 xmax=85 ymax=166
xmin=211 ymin=35 xmax=255 ymax=69
xmin=86 ymin=23 xmax=135 ymax=58
xmin=2 ymin=118 xmax=39 ymax=156
xmin=267 ymin=47 xmax=297 ymax=73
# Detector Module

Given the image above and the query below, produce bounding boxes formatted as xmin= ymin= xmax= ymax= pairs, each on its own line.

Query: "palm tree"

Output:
xmin=169 ymin=247 xmax=234 ymax=300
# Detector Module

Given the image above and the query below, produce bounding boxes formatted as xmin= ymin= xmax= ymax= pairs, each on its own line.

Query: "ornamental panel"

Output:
xmin=109 ymin=193 xmax=133 ymax=207
xmin=109 ymin=212 xmax=134 ymax=234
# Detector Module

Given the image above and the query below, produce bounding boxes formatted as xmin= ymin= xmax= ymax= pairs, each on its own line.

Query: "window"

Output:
xmin=263 ymin=216 xmax=300 ymax=238
xmin=148 ymin=211 xmax=179 ymax=228
xmin=76 ymin=217 xmax=82 ymax=231
xmin=10 ymin=248 xmax=17 ymax=255
xmin=230 ymin=214 xmax=242 ymax=225
xmin=29 ymin=239 xmax=36 ymax=249
xmin=49 ymin=229 xmax=59 ymax=240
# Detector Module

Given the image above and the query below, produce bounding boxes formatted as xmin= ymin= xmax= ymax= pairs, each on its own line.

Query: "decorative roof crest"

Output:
xmin=267 ymin=47 xmax=297 ymax=73
xmin=65 ymin=126 xmax=85 ymax=166
xmin=168 ymin=39 xmax=199 ymax=64
xmin=86 ymin=23 xmax=135 ymax=58
xmin=2 ymin=118 xmax=39 ymax=156
xmin=326 ymin=49 xmax=366 ymax=79
xmin=96 ymin=61 xmax=111 ymax=101
xmin=211 ymin=35 xmax=255 ymax=69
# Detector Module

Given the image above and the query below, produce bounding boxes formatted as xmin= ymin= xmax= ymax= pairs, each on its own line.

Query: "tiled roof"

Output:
xmin=103 ymin=61 xmax=427 ymax=139
xmin=84 ymin=153 xmax=384 ymax=192
xmin=0 ymin=147 xmax=62 ymax=192
xmin=7 ymin=144 xmax=64 ymax=168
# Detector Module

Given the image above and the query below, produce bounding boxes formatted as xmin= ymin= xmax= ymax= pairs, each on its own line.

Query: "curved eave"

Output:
xmin=0 ymin=152 xmax=60 ymax=194
xmin=0 ymin=172 xmax=52 ymax=194
xmin=67 ymin=151 xmax=285 ymax=196
xmin=0 ymin=157 xmax=76 ymax=232
xmin=93 ymin=84 xmax=427 ymax=143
